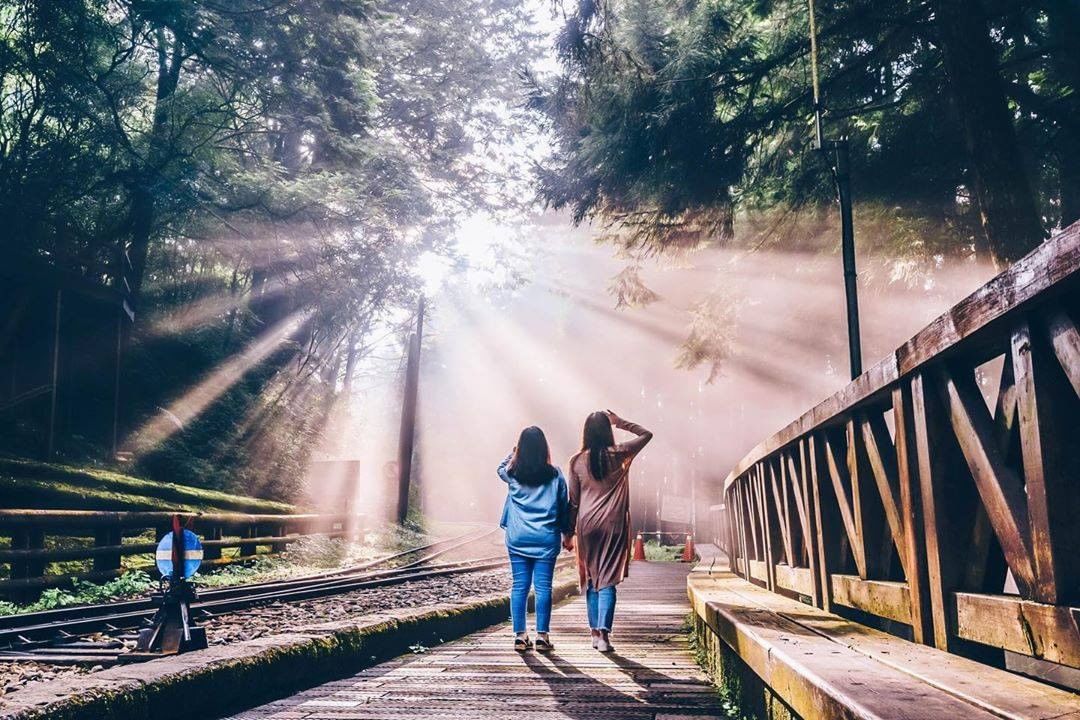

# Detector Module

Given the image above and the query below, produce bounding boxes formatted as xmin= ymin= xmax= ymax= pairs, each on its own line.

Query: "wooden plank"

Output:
xmin=768 ymin=460 xmax=794 ymax=566
xmin=754 ymin=465 xmax=780 ymax=592
xmin=911 ymin=372 xmax=958 ymax=651
xmin=860 ymin=412 xmax=910 ymax=579
xmin=690 ymin=570 xmax=1080 ymax=720
xmin=735 ymin=485 xmax=749 ymax=574
xmin=749 ymin=468 xmax=767 ymax=564
xmin=242 ymin=562 xmax=725 ymax=720
xmin=893 ymin=382 xmax=933 ymax=645
xmin=830 ymin=574 xmax=912 ymax=626
xmin=847 ymin=417 xmax=889 ymax=580
xmin=779 ymin=453 xmax=802 ymax=565
xmin=741 ymin=482 xmax=760 ymax=561
xmin=774 ymin=564 xmax=814 ymax=597
xmin=937 ymin=366 xmax=1036 ymax=594
xmin=1013 ymin=320 xmax=1080 ymax=605
xmin=785 ymin=452 xmax=810 ymax=554
xmin=748 ymin=559 xmax=770 ymax=584
xmin=824 ymin=434 xmax=866 ymax=578
xmin=809 ymin=434 xmax=836 ymax=612
xmin=0 ymin=510 xmax=347 ymax=530
xmin=798 ymin=437 xmax=823 ymax=608
xmin=1041 ymin=306 xmax=1080 ymax=396
xmin=954 ymin=592 xmax=1080 ymax=669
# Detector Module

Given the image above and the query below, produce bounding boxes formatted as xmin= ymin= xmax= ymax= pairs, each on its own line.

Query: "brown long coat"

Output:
xmin=566 ymin=418 xmax=652 ymax=590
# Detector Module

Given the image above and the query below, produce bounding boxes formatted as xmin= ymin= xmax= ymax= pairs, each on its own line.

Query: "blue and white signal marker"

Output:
xmin=155 ymin=529 xmax=204 ymax=579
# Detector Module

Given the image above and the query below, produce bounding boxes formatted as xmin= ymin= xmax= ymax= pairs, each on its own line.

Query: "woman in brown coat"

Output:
xmin=563 ymin=410 xmax=652 ymax=653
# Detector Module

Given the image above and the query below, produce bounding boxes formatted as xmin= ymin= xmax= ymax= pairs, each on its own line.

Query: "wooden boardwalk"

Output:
xmin=226 ymin=561 xmax=725 ymax=719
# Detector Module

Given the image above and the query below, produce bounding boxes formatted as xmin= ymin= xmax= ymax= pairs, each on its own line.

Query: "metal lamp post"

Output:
xmin=809 ymin=0 xmax=863 ymax=380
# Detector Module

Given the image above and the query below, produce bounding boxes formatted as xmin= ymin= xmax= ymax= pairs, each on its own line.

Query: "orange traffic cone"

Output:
xmin=682 ymin=533 xmax=695 ymax=562
xmin=633 ymin=533 xmax=646 ymax=561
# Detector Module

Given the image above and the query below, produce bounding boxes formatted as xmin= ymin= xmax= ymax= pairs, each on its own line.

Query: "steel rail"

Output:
xmin=0 ymin=527 xmax=494 ymax=633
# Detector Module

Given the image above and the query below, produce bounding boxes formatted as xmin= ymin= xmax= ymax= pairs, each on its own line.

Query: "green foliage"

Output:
xmin=280 ymin=535 xmax=353 ymax=569
xmin=643 ymin=538 xmax=683 ymax=561
xmin=531 ymin=0 xmax=1077 ymax=260
xmin=192 ymin=557 xmax=281 ymax=589
xmin=1 ymin=0 xmax=540 ymax=499
xmin=0 ymin=571 xmax=155 ymax=617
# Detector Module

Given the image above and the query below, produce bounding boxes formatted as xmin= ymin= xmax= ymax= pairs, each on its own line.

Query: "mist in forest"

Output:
xmin=305 ymin=212 xmax=995 ymax=529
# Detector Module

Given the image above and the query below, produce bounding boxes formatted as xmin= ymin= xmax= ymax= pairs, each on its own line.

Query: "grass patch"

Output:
xmin=643 ymin=539 xmax=684 ymax=562
xmin=0 ymin=457 xmax=297 ymax=513
xmin=0 ymin=570 xmax=156 ymax=616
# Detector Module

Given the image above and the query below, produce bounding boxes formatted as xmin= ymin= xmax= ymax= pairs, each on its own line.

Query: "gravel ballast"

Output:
xmin=1 ymin=569 xmax=513 ymax=699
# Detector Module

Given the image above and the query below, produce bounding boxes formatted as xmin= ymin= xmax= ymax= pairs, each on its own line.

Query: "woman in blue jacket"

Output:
xmin=498 ymin=426 xmax=569 ymax=652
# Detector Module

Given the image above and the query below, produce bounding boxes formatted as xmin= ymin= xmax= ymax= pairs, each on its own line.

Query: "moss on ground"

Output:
xmin=0 ymin=457 xmax=297 ymax=513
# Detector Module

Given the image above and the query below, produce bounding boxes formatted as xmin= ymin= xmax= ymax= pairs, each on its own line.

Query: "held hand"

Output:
xmin=562 ymin=535 xmax=575 ymax=552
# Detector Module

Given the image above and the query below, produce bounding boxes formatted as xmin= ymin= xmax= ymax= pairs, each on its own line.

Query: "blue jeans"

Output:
xmin=586 ymin=582 xmax=617 ymax=631
xmin=509 ymin=553 xmax=555 ymax=633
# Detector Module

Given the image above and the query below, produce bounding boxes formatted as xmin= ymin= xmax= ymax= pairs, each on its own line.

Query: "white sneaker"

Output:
xmin=591 ymin=630 xmax=600 ymax=649
xmin=597 ymin=632 xmax=614 ymax=653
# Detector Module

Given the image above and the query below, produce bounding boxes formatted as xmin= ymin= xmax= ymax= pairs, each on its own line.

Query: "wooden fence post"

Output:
xmin=92 ymin=525 xmax=122 ymax=574
xmin=202 ymin=525 xmax=223 ymax=561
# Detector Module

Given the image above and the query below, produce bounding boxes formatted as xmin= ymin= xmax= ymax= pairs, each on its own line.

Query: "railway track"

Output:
xmin=0 ymin=527 xmax=538 ymax=666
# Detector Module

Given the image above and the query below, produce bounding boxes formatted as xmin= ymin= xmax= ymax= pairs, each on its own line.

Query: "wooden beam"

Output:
xmin=785 ymin=452 xmax=810 ymax=562
xmin=847 ymin=417 xmax=891 ymax=580
xmin=824 ymin=434 xmax=866 ymax=578
xmin=798 ymin=438 xmax=823 ymax=608
xmin=1013 ymin=320 xmax=1080 ymax=605
xmin=830 ymin=574 xmax=912 ymax=626
xmin=937 ymin=367 xmax=1036 ymax=594
xmin=893 ymin=382 xmax=934 ymax=645
xmin=742 ymin=481 xmax=760 ymax=560
xmin=912 ymin=372 xmax=962 ymax=651
xmin=769 ymin=459 xmax=795 ymax=566
xmin=954 ymin=592 xmax=1080 ymax=669
xmin=809 ymin=434 xmax=835 ymax=612
xmin=775 ymin=564 xmax=814 ymax=597
xmin=755 ymin=465 xmax=781 ymax=591
xmin=1041 ymin=307 xmax=1080 ymax=396
xmin=779 ymin=453 xmax=803 ymax=565
xmin=860 ymin=411 xmax=910 ymax=579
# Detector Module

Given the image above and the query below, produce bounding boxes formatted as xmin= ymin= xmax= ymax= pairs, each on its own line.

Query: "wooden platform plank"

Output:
xmin=689 ymin=561 xmax=1080 ymax=720
xmin=226 ymin=562 xmax=724 ymax=720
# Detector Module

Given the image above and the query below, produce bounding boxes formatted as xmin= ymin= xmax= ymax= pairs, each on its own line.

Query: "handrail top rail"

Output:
xmin=0 ymin=509 xmax=352 ymax=527
xmin=724 ymin=221 xmax=1080 ymax=492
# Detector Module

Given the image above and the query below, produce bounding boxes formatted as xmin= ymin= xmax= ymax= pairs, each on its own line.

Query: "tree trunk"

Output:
xmin=933 ymin=0 xmax=1044 ymax=264
xmin=342 ymin=329 xmax=358 ymax=392
xmin=125 ymin=29 xmax=184 ymax=313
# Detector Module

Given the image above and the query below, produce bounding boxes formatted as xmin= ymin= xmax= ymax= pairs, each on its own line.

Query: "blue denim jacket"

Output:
xmin=498 ymin=455 xmax=569 ymax=560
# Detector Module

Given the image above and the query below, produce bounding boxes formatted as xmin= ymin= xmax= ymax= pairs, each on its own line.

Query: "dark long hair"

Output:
xmin=582 ymin=411 xmax=616 ymax=480
xmin=509 ymin=426 xmax=558 ymax=486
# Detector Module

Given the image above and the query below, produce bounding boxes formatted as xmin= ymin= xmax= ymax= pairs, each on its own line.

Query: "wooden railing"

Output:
xmin=721 ymin=222 xmax=1079 ymax=671
xmin=0 ymin=510 xmax=363 ymax=598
